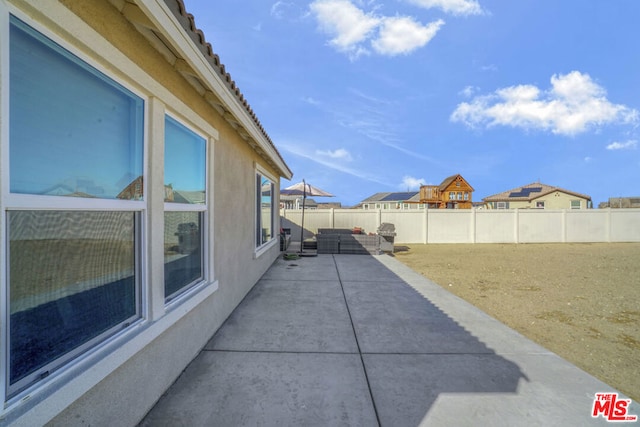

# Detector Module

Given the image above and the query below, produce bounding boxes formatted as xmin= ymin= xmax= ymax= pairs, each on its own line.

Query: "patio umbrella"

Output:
xmin=283 ymin=180 xmax=334 ymax=253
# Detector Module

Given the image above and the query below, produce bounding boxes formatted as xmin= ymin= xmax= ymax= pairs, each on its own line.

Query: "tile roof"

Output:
xmin=158 ymin=0 xmax=292 ymax=178
xmin=483 ymin=182 xmax=591 ymax=202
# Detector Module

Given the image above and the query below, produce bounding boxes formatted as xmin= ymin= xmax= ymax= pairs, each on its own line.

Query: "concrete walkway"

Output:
xmin=140 ymin=254 xmax=638 ymax=426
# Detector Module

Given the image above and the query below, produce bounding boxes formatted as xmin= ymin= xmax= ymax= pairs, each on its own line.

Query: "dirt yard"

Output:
xmin=393 ymin=243 xmax=640 ymax=402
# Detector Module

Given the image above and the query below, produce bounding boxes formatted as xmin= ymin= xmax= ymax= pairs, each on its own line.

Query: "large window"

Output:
xmin=9 ymin=17 xmax=143 ymax=199
xmin=6 ymin=16 xmax=144 ymax=396
xmin=256 ymin=171 xmax=275 ymax=248
xmin=8 ymin=211 xmax=138 ymax=391
xmin=164 ymin=116 xmax=206 ymax=301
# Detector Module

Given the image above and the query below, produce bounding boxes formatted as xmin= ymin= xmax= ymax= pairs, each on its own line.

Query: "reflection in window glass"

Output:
xmin=8 ymin=211 xmax=138 ymax=393
xmin=256 ymin=173 xmax=274 ymax=247
xmin=164 ymin=212 xmax=203 ymax=299
xmin=9 ymin=17 xmax=144 ymax=199
xmin=164 ymin=116 xmax=206 ymax=204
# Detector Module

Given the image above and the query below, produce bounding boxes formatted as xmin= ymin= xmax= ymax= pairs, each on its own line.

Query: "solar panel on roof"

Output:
xmin=381 ymin=192 xmax=418 ymax=201
xmin=509 ymin=187 xmax=543 ymax=198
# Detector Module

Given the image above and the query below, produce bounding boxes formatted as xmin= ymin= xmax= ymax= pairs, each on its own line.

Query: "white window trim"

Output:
xmin=163 ymin=113 xmax=210 ymax=303
xmin=0 ymin=4 xmax=221 ymax=417
xmin=254 ymin=164 xmax=277 ymax=258
xmin=3 ymin=11 xmax=150 ymax=400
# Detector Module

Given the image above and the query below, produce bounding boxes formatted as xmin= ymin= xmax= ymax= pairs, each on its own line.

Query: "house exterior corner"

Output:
xmin=0 ymin=1 xmax=291 ymax=425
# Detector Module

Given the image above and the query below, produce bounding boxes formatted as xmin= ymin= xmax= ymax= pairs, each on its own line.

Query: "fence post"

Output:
xmin=423 ymin=208 xmax=428 ymax=244
xmin=470 ymin=209 xmax=476 ymax=243
xmin=514 ymin=209 xmax=519 ymax=244
xmin=329 ymin=208 xmax=334 ymax=228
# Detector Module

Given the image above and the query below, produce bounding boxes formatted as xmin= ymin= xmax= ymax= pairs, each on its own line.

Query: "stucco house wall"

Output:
xmin=531 ymin=191 xmax=589 ymax=210
xmin=498 ymin=192 xmax=590 ymax=210
xmin=483 ymin=183 xmax=592 ymax=210
xmin=0 ymin=0 xmax=291 ymax=425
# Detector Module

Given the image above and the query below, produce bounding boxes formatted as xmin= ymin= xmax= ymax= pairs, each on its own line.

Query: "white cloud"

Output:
xmin=310 ymin=0 xmax=443 ymax=58
xmin=372 ymin=17 xmax=444 ymax=56
xmin=480 ymin=64 xmax=497 ymax=72
xmin=280 ymin=143 xmax=389 ymax=185
xmin=451 ymin=71 xmax=639 ymax=136
xmin=606 ymin=140 xmax=637 ymax=150
xmin=270 ymin=1 xmax=289 ymax=18
xmin=400 ymin=175 xmax=426 ymax=190
xmin=316 ymin=148 xmax=353 ymax=161
xmin=271 ymin=1 xmax=305 ymax=20
xmin=310 ymin=0 xmax=380 ymax=58
xmin=405 ymin=0 xmax=484 ymax=16
xmin=459 ymin=85 xmax=479 ymax=98
xmin=302 ymin=96 xmax=321 ymax=106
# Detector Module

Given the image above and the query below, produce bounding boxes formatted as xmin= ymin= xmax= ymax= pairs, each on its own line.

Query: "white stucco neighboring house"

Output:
xmin=483 ymin=182 xmax=592 ymax=210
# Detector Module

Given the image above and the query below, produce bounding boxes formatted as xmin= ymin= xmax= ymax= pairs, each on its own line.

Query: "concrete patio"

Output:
xmin=140 ymin=253 xmax=638 ymax=426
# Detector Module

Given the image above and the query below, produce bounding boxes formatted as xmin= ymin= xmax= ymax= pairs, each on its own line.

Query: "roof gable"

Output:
xmin=438 ymin=174 xmax=474 ymax=192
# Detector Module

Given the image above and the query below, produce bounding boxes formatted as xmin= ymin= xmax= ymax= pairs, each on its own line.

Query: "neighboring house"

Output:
xmin=279 ymin=193 xmax=318 ymax=209
xmin=483 ymin=182 xmax=592 ymax=209
xmin=599 ymin=197 xmax=640 ymax=209
xmin=0 ymin=1 xmax=292 ymax=425
xmin=359 ymin=191 xmax=422 ymax=210
xmin=419 ymin=174 xmax=475 ymax=209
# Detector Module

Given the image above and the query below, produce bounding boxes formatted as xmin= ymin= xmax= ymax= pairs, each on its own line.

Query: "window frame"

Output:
xmin=535 ymin=201 xmax=545 ymax=209
xmin=254 ymin=165 xmax=277 ymax=257
xmin=0 ymin=2 xmax=222 ymax=417
xmin=163 ymin=113 xmax=209 ymax=303
xmin=2 ymin=13 xmax=148 ymax=399
xmin=570 ymin=200 xmax=581 ymax=209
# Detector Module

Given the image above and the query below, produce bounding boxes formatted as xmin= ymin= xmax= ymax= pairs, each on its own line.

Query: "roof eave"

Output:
xmin=133 ymin=0 xmax=293 ymax=179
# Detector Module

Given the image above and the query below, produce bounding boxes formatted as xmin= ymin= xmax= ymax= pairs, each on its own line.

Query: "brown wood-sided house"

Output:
xmin=419 ymin=174 xmax=474 ymax=209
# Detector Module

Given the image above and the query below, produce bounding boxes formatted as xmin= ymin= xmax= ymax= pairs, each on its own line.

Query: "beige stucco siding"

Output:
xmin=490 ymin=192 xmax=589 ymax=209
xmin=532 ymin=191 xmax=588 ymax=209
xmin=4 ymin=0 xmax=285 ymax=425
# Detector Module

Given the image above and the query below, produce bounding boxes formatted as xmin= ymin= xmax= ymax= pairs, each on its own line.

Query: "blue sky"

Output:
xmin=183 ymin=0 xmax=640 ymax=207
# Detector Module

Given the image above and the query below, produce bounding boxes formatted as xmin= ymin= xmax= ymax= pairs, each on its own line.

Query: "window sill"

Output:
xmin=254 ymin=238 xmax=277 ymax=259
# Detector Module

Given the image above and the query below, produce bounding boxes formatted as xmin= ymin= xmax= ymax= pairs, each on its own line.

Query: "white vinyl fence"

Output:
xmin=280 ymin=208 xmax=640 ymax=244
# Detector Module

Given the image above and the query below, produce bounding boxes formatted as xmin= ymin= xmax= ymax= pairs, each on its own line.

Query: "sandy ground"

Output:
xmin=393 ymin=243 xmax=640 ymax=402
